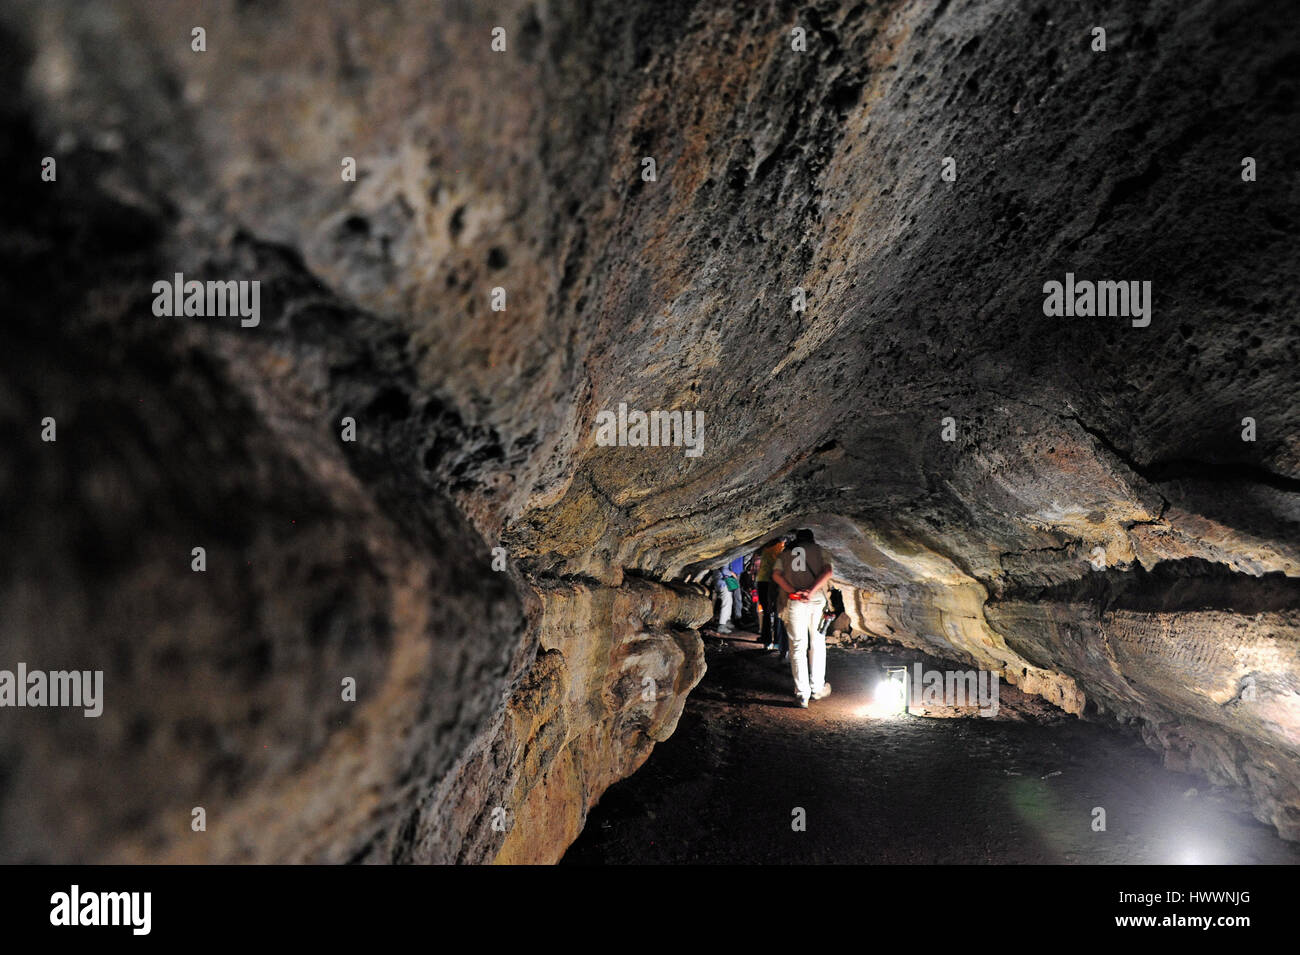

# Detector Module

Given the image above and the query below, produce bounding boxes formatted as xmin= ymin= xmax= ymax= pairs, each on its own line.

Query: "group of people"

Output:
xmin=712 ymin=529 xmax=849 ymax=708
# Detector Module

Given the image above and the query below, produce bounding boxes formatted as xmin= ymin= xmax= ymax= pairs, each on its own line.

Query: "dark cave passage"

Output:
xmin=2 ymin=0 xmax=1298 ymax=878
xmin=563 ymin=638 xmax=1300 ymax=865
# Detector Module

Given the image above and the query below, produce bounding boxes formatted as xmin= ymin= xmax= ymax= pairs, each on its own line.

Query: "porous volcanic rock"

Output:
xmin=0 ymin=0 xmax=1297 ymax=859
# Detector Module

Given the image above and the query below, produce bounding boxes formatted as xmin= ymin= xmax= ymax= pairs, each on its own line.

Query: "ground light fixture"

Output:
xmin=865 ymin=665 xmax=910 ymax=718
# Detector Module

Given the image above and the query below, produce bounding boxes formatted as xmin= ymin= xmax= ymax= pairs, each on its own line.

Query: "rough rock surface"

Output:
xmin=0 ymin=0 xmax=1297 ymax=860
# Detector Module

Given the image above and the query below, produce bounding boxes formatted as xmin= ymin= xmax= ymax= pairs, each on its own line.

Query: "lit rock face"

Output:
xmin=386 ymin=576 xmax=706 ymax=864
xmin=1 ymin=0 xmax=1297 ymax=860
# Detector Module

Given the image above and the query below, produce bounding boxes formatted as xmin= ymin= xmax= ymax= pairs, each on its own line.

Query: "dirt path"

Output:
xmin=564 ymin=636 xmax=1300 ymax=864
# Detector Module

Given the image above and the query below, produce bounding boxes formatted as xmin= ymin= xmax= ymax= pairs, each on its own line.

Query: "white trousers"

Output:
xmin=783 ymin=594 xmax=826 ymax=700
xmin=717 ymin=586 xmax=735 ymax=627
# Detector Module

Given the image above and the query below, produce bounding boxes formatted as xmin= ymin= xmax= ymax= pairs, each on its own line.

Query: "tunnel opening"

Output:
xmin=560 ymin=525 xmax=1300 ymax=865
xmin=563 ymin=622 xmax=1300 ymax=865
xmin=2 ymin=0 xmax=1297 ymax=890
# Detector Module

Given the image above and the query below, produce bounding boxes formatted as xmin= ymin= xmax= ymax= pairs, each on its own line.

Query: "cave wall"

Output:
xmin=1 ymin=0 xmax=1297 ymax=859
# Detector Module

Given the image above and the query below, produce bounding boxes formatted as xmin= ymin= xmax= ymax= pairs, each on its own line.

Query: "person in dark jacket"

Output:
xmin=756 ymin=538 xmax=787 ymax=653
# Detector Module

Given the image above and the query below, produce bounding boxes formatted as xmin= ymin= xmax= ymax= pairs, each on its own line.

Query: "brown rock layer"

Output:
xmin=0 ymin=0 xmax=1297 ymax=859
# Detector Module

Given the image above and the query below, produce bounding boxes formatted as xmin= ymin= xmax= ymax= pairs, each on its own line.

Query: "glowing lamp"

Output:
xmin=866 ymin=666 xmax=909 ymax=717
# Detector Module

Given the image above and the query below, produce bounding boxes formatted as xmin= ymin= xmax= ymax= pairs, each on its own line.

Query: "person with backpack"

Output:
xmin=772 ymin=528 xmax=835 ymax=707
xmin=714 ymin=563 xmax=740 ymax=633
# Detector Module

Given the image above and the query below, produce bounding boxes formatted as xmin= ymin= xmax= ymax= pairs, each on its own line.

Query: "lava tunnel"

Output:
xmin=0 ymin=0 xmax=1298 ymax=908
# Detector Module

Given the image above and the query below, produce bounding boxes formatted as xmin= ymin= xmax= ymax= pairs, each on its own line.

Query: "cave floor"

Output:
xmin=563 ymin=636 xmax=1300 ymax=865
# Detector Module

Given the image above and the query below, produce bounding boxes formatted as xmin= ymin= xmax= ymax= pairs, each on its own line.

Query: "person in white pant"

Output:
xmin=773 ymin=529 xmax=834 ymax=707
xmin=714 ymin=567 xmax=737 ymax=633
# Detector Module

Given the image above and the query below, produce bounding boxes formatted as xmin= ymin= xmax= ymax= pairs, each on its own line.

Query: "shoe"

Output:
xmin=797 ymin=696 xmax=809 ymax=708
xmin=717 ymin=624 xmax=733 ymax=634
xmin=810 ymin=682 xmax=832 ymax=701
xmin=764 ymin=643 xmax=776 ymax=651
